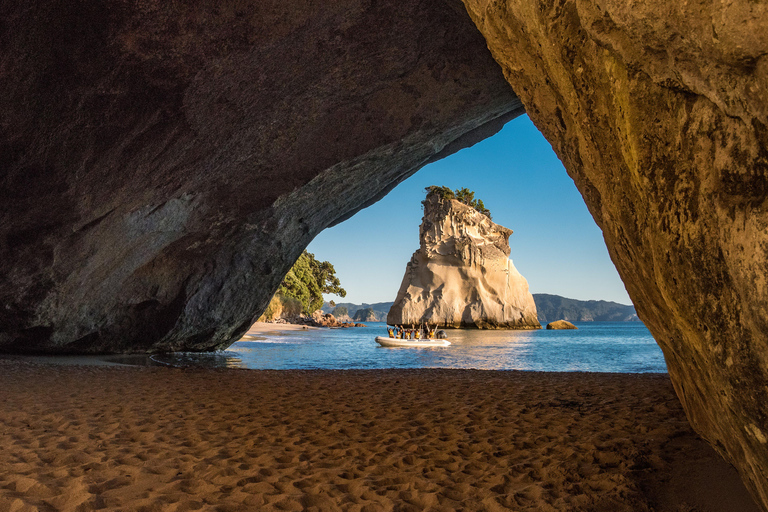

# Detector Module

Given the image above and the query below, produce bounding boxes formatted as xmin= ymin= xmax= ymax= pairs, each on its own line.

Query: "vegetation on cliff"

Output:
xmin=424 ymin=186 xmax=491 ymax=218
xmin=261 ymin=251 xmax=346 ymax=319
xmin=279 ymin=251 xmax=346 ymax=315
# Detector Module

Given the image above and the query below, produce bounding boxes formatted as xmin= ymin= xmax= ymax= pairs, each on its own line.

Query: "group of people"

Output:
xmin=386 ymin=324 xmax=436 ymax=340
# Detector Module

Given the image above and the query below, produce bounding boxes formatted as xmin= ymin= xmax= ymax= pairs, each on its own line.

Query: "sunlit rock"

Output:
xmin=546 ymin=320 xmax=577 ymax=330
xmin=388 ymin=191 xmax=540 ymax=329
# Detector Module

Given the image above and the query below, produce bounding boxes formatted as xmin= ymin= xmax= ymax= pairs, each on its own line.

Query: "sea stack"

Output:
xmin=388 ymin=189 xmax=540 ymax=329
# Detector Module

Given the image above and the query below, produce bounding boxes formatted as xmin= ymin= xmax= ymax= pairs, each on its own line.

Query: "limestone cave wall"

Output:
xmin=461 ymin=0 xmax=768 ymax=507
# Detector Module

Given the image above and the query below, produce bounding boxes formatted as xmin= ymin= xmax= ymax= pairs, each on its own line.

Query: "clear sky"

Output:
xmin=307 ymin=114 xmax=632 ymax=306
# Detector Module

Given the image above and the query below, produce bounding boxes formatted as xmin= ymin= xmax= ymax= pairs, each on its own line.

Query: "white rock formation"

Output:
xmin=388 ymin=192 xmax=540 ymax=329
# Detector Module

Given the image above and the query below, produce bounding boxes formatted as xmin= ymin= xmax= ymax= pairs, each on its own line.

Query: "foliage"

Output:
xmin=424 ymin=185 xmax=491 ymax=218
xmin=424 ymin=185 xmax=455 ymax=202
xmin=278 ymin=251 xmax=347 ymax=315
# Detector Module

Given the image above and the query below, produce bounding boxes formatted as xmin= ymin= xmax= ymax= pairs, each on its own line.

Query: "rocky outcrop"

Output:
xmin=0 ymin=0 xmax=522 ymax=353
xmin=309 ymin=312 xmax=362 ymax=328
xmin=267 ymin=312 xmax=362 ymax=328
xmin=352 ymin=308 xmax=380 ymax=322
xmin=546 ymin=320 xmax=577 ymax=330
xmin=388 ymin=193 xmax=540 ymax=329
xmin=461 ymin=0 xmax=768 ymax=507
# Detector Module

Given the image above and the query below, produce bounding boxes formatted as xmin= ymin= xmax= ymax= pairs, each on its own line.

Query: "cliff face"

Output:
xmin=0 ymin=0 xmax=522 ymax=353
xmin=461 ymin=0 xmax=768 ymax=507
xmin=388 ymin=194 xmax=540 ymax=329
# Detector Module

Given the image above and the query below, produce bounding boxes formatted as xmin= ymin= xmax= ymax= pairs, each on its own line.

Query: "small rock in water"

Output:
xmin=546 ymin=320 xmax=578 ymax=330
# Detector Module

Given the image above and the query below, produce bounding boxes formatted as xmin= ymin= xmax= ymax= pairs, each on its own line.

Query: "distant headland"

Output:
xmin=322 ymin=294 xmax=638 ymax=326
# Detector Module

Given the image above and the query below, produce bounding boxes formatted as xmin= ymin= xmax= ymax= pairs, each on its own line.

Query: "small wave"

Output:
xmin=234 ymin=339 xmax=294 ymax=345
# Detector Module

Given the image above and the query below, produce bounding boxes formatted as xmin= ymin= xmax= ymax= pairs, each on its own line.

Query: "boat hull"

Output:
xmin=375 ymin=336 xmax=450 ymax=347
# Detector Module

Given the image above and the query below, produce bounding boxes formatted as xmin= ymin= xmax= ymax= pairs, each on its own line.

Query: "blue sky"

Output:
xmin=307 ymin=114 xmax=632 ymax=306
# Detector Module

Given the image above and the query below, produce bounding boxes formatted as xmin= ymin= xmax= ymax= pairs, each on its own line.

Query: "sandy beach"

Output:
xmin=240 ymin=322 xmax=321 ymax=340
xmin=0 ymin=360 xmax=759 ymax=512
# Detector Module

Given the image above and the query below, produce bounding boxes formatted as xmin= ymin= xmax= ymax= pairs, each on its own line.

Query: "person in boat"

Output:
xmin=396 ymin=325 xmax=403 ymax=339
xmin=428 ymin=324 xmax=436 ymax=339
xmin=387 ymin=325 xmax=395 ymax=338
xmin=414 ymin=326 xmax=420 ymax=340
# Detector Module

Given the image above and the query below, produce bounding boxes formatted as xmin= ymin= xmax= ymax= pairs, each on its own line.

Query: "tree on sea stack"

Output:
xmin=278 ymin=251 xmax=346 ymax=316
xmin=423 ymin=185 xmax=491 ymax=219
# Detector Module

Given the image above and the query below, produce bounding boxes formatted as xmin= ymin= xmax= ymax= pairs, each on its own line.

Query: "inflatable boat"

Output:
xmin=374 ymin=336 xmax=450 ymax=348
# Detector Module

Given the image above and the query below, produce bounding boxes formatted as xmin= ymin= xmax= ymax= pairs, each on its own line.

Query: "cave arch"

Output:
xmin=1 ymin=0 xmax=767 ymax=508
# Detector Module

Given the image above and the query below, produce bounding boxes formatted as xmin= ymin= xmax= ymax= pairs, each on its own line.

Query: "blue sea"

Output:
xmin=154 ymin=322 xmax=667 ymax=373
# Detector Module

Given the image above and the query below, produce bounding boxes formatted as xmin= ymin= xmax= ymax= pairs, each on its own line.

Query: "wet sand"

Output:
xmin=0 ymin=360 xmax=759 ymax=511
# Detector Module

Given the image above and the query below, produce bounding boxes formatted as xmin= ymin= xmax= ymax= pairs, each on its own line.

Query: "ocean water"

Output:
xmin=154 ymin=322 xmax=668 ymax=373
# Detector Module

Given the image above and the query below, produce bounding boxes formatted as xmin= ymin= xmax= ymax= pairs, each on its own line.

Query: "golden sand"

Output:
xmin=238 ymin=322 xmax=320 ymax=342
xmin=0 ymin=361 xmax=759 ymax=511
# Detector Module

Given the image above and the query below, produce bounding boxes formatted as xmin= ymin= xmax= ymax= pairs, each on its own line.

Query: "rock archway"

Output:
xmin=1 ymin=0 xmax=522 ymax=352
xmin=1 ymin=0 xmax=767 ymax=508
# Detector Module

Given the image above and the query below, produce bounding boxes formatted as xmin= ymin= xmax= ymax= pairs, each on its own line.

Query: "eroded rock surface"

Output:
xmin=461 ymin=0 xmax=768 ymax=507
xmin=0 ymin=0 xmax=522 ymax=353
xmin=388 ymin=192 xmax=540 ymax=329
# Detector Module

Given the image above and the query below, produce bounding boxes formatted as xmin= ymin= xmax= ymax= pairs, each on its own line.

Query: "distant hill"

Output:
xmin=323 ymin=296 xmax=638 ymax=324
xmin=533 ymin=294 xmax=638 ymax=324
xmin=322 ymin=301 xmax=393 ymax=322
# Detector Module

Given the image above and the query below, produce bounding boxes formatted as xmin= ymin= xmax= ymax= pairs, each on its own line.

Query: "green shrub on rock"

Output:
xmin=424 ymin=185 xmax=491 ymax=218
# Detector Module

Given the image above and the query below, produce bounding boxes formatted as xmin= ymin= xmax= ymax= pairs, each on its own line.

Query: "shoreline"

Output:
xmin=0 ymin=362 xmax=758 ymax=511
xmin=243 ymin=321 xmax=322 ymax=334
xmin=239 ymin=321 xmax=321 ymax=341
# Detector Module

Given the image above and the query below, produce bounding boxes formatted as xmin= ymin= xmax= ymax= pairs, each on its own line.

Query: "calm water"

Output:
xmin=154 ymin=322 xmax=667 ymax=373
